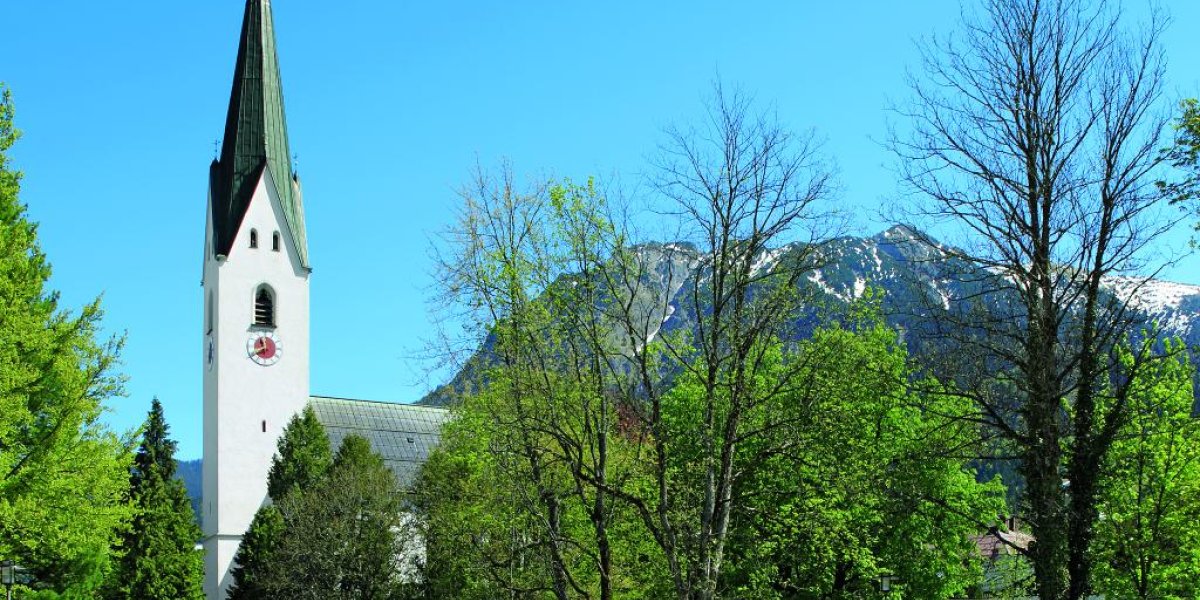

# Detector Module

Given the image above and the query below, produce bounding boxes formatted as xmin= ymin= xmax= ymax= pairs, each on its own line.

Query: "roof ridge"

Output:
xmin=309 ymin=395 xmax=451 ymax=412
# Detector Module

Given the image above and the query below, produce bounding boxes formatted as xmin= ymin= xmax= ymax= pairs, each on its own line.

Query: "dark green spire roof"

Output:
xmin=210 ymin=0 xmax=308 ymax=267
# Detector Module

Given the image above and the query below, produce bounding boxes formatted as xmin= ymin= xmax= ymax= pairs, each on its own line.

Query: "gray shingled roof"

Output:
xmin=309 ymin=396 xmax=450 ymax=489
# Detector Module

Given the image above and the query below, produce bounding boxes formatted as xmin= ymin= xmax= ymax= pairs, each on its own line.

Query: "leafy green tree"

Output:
xmin=427 ymin=169 xmax=676 ymax=599
xmin=1162 ymin=98 xmax=1200 ymax=236
xmin=0 ymin=84 xmax=132 ymax=597
xmin=228 ymin=405 xmax=332 ymax=599
xmin=414 ymin=376 xmax=668 ymax=600
xmin=666 ymin=300 xmax=1004 ymax=599
xmin=1092 ymin=342 xmax=1200 ymax=599
xmin=261 ymin=435 xmax=410 ymax=599
xmin=416 ymin=290 xmax=1004 ymax=599
xmin=111 ymin=399 xmax=203 ymax=599
xmin=425 ymin=153 xmax=1000 ymax=599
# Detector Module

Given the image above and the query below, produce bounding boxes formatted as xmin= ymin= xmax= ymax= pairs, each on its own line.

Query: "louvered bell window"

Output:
xmin=254 ymin=287 xmax=275 ymax=327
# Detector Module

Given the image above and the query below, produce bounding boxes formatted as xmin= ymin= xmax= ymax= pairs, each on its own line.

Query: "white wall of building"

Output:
xmin=202 ymin=168 xmax=310 ymax=599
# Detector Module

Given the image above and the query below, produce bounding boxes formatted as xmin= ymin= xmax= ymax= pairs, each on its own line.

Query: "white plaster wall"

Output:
xmin=202 ymin=167 xmax=310 ymax=599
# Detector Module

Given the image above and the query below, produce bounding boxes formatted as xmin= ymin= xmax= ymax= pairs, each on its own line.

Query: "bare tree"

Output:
xmin=890 ymin=0 xmax=1180 ymax=597
xmin=431 ymin=87 xmax=837 ymax=600
xmin=595 ymin=85 xmax=838 ymax=600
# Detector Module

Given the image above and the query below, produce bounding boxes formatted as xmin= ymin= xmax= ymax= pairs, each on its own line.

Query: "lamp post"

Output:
xmin=879 ymin=573 xmax=901 ymax=594
xmin=0 ymin=559 xmax=14 ymax=600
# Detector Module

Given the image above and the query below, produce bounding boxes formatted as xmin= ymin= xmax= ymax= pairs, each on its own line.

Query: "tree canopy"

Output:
xmin=110 ymin=399 xmax=203 ymax=599
xmin=1092 ymin=342 xmax=1200 ymax=599
xmin=0 ymin=83 xmax=132 ymax=598
xmin=228 ymin=405 xmax=332 ymax=599
xmin=260 ymin=435 xmax=412 ymax=599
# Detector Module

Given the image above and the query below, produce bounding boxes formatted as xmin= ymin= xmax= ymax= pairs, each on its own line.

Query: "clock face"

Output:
xmin=246 ymin=331 xmax=282 ymax=366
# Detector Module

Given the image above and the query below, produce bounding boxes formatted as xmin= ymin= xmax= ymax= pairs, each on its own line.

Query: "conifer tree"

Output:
xmin=225 ymin=506 xmax=283 ymax=600
xmin=261 ymin=435 xmax=408 ymax=598
xmin=228 ymin=406 xmax=331 ymax=599
xmin=112 ymin=399 xmax=203 ymax=599
xmin=266 ymin=405 xmax=333 ymax=500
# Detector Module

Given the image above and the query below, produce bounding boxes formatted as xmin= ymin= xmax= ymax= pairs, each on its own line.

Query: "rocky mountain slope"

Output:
xmin=421 ymin=225 xmax=1200 ymax=405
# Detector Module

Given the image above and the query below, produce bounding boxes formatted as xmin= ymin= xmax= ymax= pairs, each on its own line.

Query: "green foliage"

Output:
xmin=131 ymin=398 xmax=180 ymax=485
xmin=423 ymin=172 xmax=681 ymax=598
xmin=0 ymin=83 xmax=132 ymax=596
xmin=110 ymin=400 xmax=203 ymax=599
xmin=662 ymin=298 xmax=1003 ymax=599
xmin=1162 ymin=98 xmax=1200 ymax=237
xmin=416 ymin=291 xmax=1004 ymax=599
xmin=267 ymin=405 xmax=333 ymax=501
xmin=113 ymin=481 xmax=202 ymax=597
xmin=1091 ymin=342 xmax=1200 ymax=599
xmin=414 ymin=378 xmax=668 ymax=600
xmin=426 ymin=158 xmax=1007 ymax=598
xmin=229 ymin=405 xmax=332 ymax=598
xmin=261 ymin=435 xmax=410 ymax=599
xmin=226 ymin=505 xmax=283 ymax=600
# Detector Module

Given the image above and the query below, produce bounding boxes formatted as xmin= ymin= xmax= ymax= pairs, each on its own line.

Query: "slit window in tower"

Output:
xmin=250 ymin=229 xmax=258 ymax=248
xmin=254 ymin=286 xmax=275 ymax=327
xmin=272 ymin=231 xmax=281 ymax=251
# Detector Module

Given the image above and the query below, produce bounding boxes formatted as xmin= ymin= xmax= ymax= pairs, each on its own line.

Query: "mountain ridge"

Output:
xmin=420 ymin=225 xmax=1200 ymax=406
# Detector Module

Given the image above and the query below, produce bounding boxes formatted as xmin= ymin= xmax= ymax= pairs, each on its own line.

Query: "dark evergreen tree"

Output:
xmin=111 ymin=398 xmax=204 ymax=599
xmin=225 ymin=505 xmax=284 ymax=600
xmin=267 ymin=405 xmax=333 ymax=500
xmin=228 ymin=405 xmax=331 ymax=599
xmin=260 ymin=435 xmax=409 ymax=598
xmin=330 ymin=433 xmax=382 ymax=473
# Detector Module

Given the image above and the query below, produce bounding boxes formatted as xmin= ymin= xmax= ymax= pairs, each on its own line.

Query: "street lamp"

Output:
xmin=879 ymin=573 xmax=901 ymax=594
xmin=1 ymin=560 xmax=15 ymax=600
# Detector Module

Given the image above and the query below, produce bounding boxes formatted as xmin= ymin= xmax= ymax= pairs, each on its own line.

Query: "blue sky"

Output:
xmin=3 ymin=1 xmax=1198 ymax=459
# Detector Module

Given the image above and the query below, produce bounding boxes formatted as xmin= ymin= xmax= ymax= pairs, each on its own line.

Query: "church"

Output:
xmin=200 ymin=1 xmax=448 ymax=597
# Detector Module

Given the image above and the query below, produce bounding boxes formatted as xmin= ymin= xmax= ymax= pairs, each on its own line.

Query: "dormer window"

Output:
xmin=249 ymin=229 xmax=259 ymax=248
xmin=254 ymin=285 xmax=275 ymax=327
xmin=272 ymin=231 xmax=281 ymax=252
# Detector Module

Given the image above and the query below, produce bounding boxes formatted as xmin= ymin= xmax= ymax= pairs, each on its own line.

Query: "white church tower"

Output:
xmin=201 ymin=1 xmax=310 ymax=597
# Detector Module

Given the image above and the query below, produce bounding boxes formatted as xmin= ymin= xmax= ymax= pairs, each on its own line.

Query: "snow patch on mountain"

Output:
xmin=1107 ymin=276 xmax=1200 ymax=314
xmin=808 ymin=270 xmax=837 ymax=298
xmin=1105 ymin=276 xmax=1200 ymax=334
xmin=751 ymin=246 xmax=790 ymax=276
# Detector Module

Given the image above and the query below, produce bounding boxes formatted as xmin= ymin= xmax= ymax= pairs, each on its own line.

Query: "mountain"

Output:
xmin=181 ymin=227 xmax=1196 ymax=514
xmin=420 ymin=225 xmax=1200 ymax=406
xmin=177 ymin=459 xmax=202 ymax=524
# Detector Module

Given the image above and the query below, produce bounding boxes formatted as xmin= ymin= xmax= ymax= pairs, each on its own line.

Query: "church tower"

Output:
xmin=202 ymin=1 xmax=310 ymax=597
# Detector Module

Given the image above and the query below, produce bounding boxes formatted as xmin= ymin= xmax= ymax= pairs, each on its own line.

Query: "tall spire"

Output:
xmin=210 ymin=0 xmax=308 ymax=267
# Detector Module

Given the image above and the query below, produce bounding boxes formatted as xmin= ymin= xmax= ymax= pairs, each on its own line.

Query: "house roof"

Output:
xmin=210 ymin=0 xmax=308 ymax=267
xmin=309 ymin=396 xmax=451 ymax=489
xmin=973 ymin=529 xmax=1034 ymax=560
